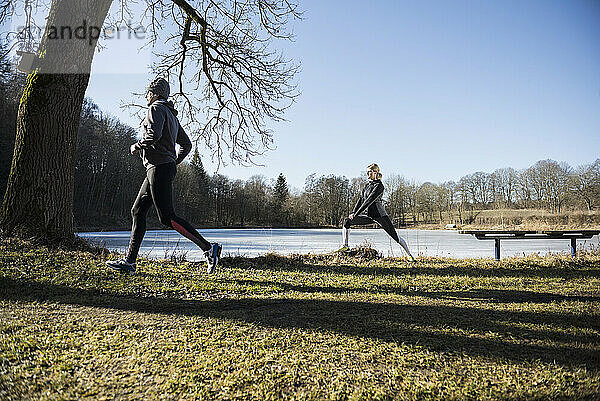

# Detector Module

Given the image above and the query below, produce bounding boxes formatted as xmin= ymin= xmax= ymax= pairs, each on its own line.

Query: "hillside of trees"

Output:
xmin=1 ymin=53 xmax=599 ymax=231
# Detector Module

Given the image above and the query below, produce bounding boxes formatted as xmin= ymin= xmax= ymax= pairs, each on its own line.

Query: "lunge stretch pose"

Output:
xmin=106 ymin=78 xmax=222 ymax=275
xmin=341 ymin=163 xmax=415 ymax=260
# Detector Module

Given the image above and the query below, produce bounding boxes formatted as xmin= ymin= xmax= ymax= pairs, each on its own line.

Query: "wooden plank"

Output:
xmin=541 ymin=230 xmax=600 ymax=236
xmin=460 ymin=230 xmax=599 ymax=238
xmin=459 ymin=230 xmax=600 ymax=234
xmin=467 ymin=234 xmax=596 ymax=240
xmin=458 ymin=230 xmax=536 ymax=235
xmin=471 ymin=235 xmax=585 ymax=240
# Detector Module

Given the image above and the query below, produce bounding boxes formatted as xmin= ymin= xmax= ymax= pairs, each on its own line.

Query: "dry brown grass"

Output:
xmin=409 ymin=209 xmax=600 ymax=231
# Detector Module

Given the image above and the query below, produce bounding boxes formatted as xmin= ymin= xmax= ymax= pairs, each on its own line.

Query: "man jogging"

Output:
xmin=106 ymin=77 xmax=222 ymax=274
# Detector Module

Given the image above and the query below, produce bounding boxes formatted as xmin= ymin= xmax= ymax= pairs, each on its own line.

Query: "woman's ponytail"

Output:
xmin=367 ymin=163 xmax=382 ymax=180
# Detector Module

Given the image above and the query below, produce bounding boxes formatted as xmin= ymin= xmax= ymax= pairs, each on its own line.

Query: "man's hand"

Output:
xmin=130 ymin=144 xmax=139 ymax=155
xmin=348 ymin=213 xmax=355 ymax=220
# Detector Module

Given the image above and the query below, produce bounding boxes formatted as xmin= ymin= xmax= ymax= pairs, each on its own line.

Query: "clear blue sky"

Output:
xmin=81 ymin=0 xmax=600 ymax=190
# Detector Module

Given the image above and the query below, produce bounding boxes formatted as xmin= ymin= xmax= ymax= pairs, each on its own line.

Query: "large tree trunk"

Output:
xmin=0 ymin=0 xmax=113 ymax=240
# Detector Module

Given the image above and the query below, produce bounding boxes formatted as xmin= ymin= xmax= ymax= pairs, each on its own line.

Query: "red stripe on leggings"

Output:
xmin=170 ymin=219 xmax=199 ymax=246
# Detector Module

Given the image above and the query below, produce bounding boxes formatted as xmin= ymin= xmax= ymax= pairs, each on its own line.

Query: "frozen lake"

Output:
xmin=77 ymin=228 xmax=600 ymax=261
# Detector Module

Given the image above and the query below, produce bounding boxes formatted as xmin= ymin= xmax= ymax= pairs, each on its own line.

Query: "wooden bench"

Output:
xmin=458 ymin=230 xmax=600 ymax=260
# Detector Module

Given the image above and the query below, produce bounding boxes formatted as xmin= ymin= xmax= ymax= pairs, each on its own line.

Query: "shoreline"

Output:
xmin=76 ymin=223 xmax=600 ymax=233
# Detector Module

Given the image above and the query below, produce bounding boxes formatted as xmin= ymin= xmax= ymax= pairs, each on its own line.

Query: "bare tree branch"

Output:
xmin=135 ymin=0 xmax=301 ymax=168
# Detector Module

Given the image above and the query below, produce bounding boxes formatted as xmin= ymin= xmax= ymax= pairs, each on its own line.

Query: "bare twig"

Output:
xmin=135 ymin=0 xmax=301 ymax=167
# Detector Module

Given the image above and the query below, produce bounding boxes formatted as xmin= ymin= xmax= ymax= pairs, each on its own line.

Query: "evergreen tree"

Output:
xmin=272 ymin=173 xmax=289 ymax=226
xmin=190 ymin=148 xmax=212 ymax=224
xmin=273 ymin=173 xmax=289 ymax=204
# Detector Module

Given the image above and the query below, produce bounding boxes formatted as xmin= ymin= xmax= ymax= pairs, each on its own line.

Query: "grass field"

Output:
xmin=1 ymin=237 xmax=599 ymax=400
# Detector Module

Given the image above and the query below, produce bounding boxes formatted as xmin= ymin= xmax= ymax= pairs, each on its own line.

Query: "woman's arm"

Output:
xmin=175 ymin=124 xmax=192 ymax=164
xmin=353 ymin=182 xmax=384 ymax=216
xmin=351 ymin=194 xmax=363 ymax=216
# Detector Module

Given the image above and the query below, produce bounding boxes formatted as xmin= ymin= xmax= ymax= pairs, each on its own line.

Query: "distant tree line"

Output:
xmin=383 ymin=160 xmax=599 ymax=226
xmin=1 ymin=52 xmax=599 ymax=230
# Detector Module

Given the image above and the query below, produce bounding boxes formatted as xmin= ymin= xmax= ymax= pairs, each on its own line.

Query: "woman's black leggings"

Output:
xmin=126 ymin=162 xmax=211 ymax=263
xmin=343 ymin=214 xmax=400 ymax=242
xmin=342 ymin=214 xmax=414 ymax=258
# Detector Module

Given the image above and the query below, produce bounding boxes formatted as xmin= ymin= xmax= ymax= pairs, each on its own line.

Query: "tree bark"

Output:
xmin=0 ymin=0 xmax=113 ymax=239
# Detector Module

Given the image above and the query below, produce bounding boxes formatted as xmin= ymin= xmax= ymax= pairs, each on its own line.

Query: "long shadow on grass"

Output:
xmin=1 ymin=275 xmax=599 ymax=370
xmin=220 ymin=278 xmax=600 ymax=345
xmin=222 ymin=278 xmax=600 ymax=303
xmin=222 ymin=257 xmax=600 ymax=280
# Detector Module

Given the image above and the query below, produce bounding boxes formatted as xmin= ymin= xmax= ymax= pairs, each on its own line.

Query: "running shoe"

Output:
xmin=204 ymin=250 xmax=213 ymax=266
xmin=105 ymin=258 xmax=136 ymax=275
xmin=206 ymin=243 xmax=222 ymax=274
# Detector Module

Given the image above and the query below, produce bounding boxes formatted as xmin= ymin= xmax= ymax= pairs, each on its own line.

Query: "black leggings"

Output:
xmin=343 ymin=214 xmax=413 ymax=258
xmin=126 ymin=162 xmax=211 ymax=263
xmin=343 ymin=214 xmax=400 ymax=243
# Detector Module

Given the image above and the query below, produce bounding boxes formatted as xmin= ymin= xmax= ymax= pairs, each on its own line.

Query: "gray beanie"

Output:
xmin=147 ymin=77 xmax=170 ymax=99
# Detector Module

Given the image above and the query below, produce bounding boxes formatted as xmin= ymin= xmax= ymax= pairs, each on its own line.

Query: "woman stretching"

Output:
xmin=340 ymin=163 xmax=415 ymax=260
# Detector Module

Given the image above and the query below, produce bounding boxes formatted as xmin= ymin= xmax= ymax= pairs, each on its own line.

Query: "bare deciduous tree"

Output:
xmin=570 ymin=159 xmax=600 ymax=212
xmin=491 ymin=167 xmax=518 ymax=208
xmin=526 ymin=159 xmax=571 ymax=214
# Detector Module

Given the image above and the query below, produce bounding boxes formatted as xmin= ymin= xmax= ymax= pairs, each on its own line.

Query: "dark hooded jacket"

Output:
xmin=134 ymin=98 xmax=192 ymax=169
xmin=352 ymin=179 xmax=388 ymax=218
